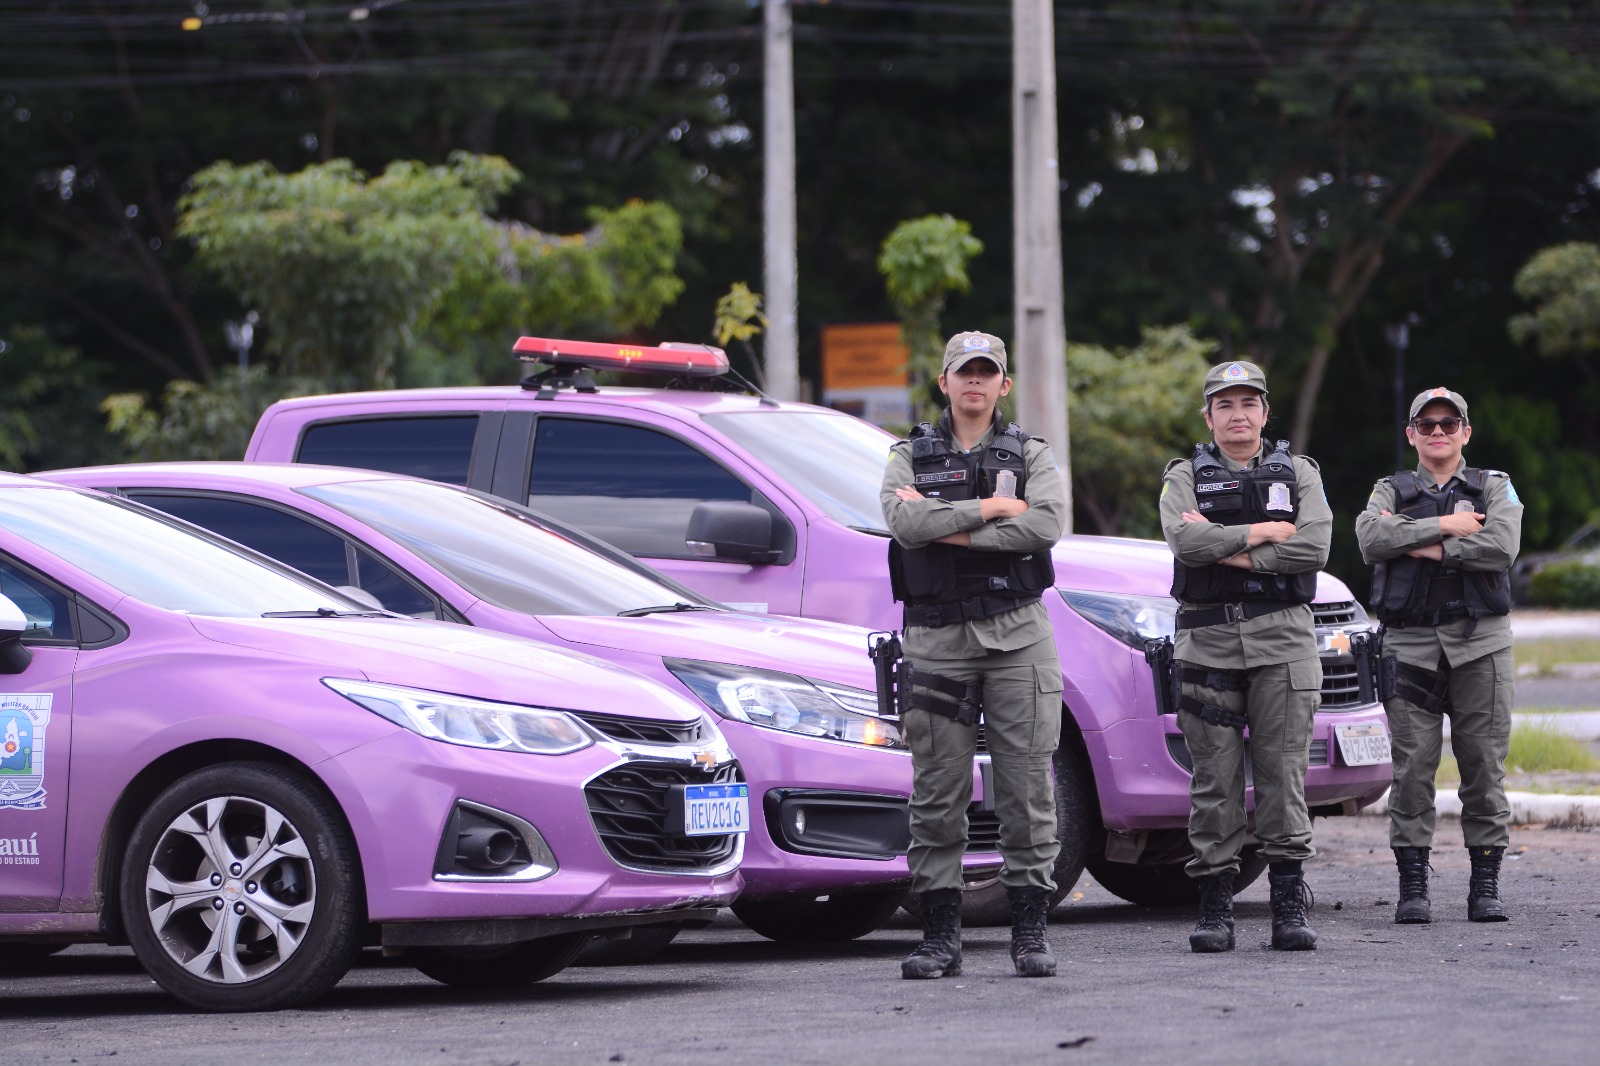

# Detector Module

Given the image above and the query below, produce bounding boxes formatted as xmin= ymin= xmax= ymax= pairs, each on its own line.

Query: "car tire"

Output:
xmin=731 ymin=886 xmax=908 ymax=943
xmin=575 ymin=923 xmax=682 ymax=966
xmin=1086 ymin=844 xmax=1269 ymax=907
xmin=903 ymin=740 xmax=1097 ymax=927
xmin=409 ymin=932 xmax=590 ymax=987
xmin=120 ymin=762 xmax=363 ymax=1012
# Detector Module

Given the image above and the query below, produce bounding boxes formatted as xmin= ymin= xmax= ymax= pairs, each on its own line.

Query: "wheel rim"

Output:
xmin=143 ymin=794 xmax=317 ymax=985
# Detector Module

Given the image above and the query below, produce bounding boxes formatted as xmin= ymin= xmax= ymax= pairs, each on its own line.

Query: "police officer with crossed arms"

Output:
xmin=1355 ymin=387 xmax=1522 ymax=924
xmin=1159 ymin=360 xmax=1328 ymax=953
xmin=880 ymin=330 xmax=1067 ymax=980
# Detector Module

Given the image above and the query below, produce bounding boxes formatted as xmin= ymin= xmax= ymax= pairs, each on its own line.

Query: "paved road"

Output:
xmin=4 ymin=815 xmax=1598 ymax=1066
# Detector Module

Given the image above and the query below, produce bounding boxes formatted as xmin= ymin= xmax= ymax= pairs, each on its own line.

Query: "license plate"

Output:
xmin=1334 ymin=722 xmax=1392 ymax=766
xmin=682 ymin=783 xmax=750 ymax=837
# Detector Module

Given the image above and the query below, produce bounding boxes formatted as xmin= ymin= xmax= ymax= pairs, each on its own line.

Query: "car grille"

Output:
xmin=584 ymin=761 xmax=741 ymax=871
xmin=965 ymin=806 xmax=1002 ymax=852
xmin=568 ymin=710 xmax=705 ymax=746
xmin=1165 ymin=734 xmax=1329 ymax=776
xmin=1319 ymin=659 xmax=1365 ymax=708
xmin=1313 ymin=600 xmax=1360 ymax=626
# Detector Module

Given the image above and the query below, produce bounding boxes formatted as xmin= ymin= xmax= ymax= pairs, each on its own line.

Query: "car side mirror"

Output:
xmin=685 ymin=502 xmax=781 ymax=564
xmin=0 ymin=594 xmax=34 ymax=674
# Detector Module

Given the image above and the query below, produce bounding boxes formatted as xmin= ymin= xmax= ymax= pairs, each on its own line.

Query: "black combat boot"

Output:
xmin=1006 ymin=886 xmax=1057 ymax=977
xmin=1188 ymin=874 xmax=1236 ymax=953
xmin=901 ymin=888 xmax=963 ymax=979
xmin=1393 ymin=846 xmax=1432 ymax=924
xmin=1467 ymin=845 xmax=1509 ymax=922
xmin=1267 ymin=861 xmax=1318 ymax=951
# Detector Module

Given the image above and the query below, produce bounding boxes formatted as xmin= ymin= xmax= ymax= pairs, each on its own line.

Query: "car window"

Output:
xmin=301 ymin=478 xmax=710 ymax=616
xmin=127 ymin=492 xmax=443 ymax=620
xmin=0 ymin=559 xmax=75 ymax=643
xmin=705 ymin=410 xmax=896 ymax=532
xmin=297 ymin=416 xmax=478 ymax=485
xmin=0 ymin=489 xmax=360 ymax=617
xmin=528 ymin=418 xmax=754 ymax=556
xmin=129 ymin=494 xmax=353 ymax=587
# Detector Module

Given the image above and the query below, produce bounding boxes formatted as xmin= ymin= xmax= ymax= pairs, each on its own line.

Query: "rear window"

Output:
xmin=297 ymin=417 xmax=478 ymax=484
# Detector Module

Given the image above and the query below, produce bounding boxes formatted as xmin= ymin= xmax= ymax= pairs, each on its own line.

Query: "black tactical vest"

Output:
xmin=1370 ymin=468 xmax=1511 ymax=626
xmin=888 ymin=411 xmax=1056 ymax=623
xmin=1170 ymin=440 xmax=1318 ymax=605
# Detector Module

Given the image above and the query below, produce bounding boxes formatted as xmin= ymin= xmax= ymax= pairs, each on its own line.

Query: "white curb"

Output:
xmin=1361 ymin=787 xmax=1600 ymax=827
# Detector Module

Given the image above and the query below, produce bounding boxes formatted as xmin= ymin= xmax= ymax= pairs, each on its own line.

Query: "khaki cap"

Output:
xmin=1408 ymin=386 xmax=1469 ymax=422
xmin=942 ymin=331 xmax=1007 ymax=376
xmin=1202 ymin=360 xmax=1269 ymax=398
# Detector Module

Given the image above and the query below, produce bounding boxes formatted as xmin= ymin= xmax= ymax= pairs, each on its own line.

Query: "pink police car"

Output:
xmin=41 ymin=462 xmax=1004 ymax=946
xmin=0 ymin=473 xmax=743 ymax=1010
xmin=245 ymin=337 xmax=1394 ymax=913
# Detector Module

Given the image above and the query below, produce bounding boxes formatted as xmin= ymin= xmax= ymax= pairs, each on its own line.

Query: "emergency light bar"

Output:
xmin=513 ymin=336 xmax=730 ymax=378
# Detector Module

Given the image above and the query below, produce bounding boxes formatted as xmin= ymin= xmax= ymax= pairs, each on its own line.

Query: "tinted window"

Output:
xmin=131 ymin=494 xmax=353 ymax=587
xmin=705 ymin=410 xmax=897 ymax=532
xmin=528 ymin=419 xmax=752 ymax=556
xmin=0 ymin=559 xmax=75 ymax=643
xmin=355 ymin=549 xmax=440 ymax=618
xmin=298 ymin=417 xmax=478 ymax=485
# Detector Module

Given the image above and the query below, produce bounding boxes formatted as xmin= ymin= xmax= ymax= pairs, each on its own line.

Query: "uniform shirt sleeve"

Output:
xmin=1159 ymin=456 xmax=1251 ymax=564
xmin=1246 ymin=455 xmax=1332 ymax=574
xmin=880 ymin=441 xmax=986 ymax=549
xmin=966 ymin=438 xmax=1067 ymax=553
xmin=1442 ymin=473 xmax=1523 ymax=571
xmin=1353 ymin=476 xmax=1443 ymax=563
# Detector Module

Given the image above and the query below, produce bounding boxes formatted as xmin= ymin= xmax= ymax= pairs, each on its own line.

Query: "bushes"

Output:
xmin=1527 ymin=561 xmax=1600 ymax=609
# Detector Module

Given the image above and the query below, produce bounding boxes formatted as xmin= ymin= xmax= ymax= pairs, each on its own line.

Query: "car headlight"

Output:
xmin=1060 ymin=589 xmax=1177 ymax=650
xmin=323 ymin=679 xmax=593 ymax=755
xmin=664 ymin=657 xmax=904 ymax=749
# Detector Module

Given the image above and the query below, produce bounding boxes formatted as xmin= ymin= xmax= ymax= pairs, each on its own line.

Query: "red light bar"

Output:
xmin=513 ymin=336 xmax=729 ymax=378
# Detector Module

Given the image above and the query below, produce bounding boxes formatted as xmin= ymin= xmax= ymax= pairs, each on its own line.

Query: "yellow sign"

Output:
xmin=822 ymin=323 xmax=908 ymax=391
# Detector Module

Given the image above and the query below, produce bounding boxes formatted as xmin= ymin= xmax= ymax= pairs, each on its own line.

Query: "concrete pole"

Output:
xmin=763 ymin=0 xmax=800 ymax=401
xmin=1012 ymin=0 xmax=1072 ymax=530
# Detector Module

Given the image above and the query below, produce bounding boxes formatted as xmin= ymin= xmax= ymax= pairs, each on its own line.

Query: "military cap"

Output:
xmin=1408 ymin=386 xmax=1469 ymax=422
xmin=1202 ymin=360 xmax=1269 ymax=398
xmin=942 ymin=331 xmax=1007 ymax=376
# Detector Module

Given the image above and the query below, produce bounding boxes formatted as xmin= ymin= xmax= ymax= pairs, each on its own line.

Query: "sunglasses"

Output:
xmin=1412 ymin=416 xmax=1464 ymax=435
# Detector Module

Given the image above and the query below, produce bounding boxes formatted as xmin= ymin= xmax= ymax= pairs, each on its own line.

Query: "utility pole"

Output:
xmin=1012 ymin=0 xmax=1071 ymax=530
xmin=763 ymin=0 xmax=800 ymax=401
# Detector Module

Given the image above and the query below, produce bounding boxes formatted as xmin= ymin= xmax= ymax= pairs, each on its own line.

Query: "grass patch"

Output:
xmin=1513 ymin=636 xmax=1600 ymax=676
xmin=1434 ymin=717 xmax=1600 ymax=787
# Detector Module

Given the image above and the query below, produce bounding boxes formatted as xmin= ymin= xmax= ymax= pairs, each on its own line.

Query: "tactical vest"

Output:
xmin=1170 ymin=439 xmax=1318 ymax=606
xmin=1370 ymin=468 xmax=1511 ymax=626
xmin=888 ymin=411 xmax=1056 ymax=626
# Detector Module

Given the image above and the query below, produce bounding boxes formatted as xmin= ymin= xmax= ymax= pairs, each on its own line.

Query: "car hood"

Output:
xmin=1050 ymin=534 xmax=1357 ymax=603
xmin=534 ymin=611 xmax=878 ymax=690
xmin=187 ymin=614 xmax=707 ymax=721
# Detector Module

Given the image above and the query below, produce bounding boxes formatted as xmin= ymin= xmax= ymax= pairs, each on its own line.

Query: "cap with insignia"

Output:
xmin=1202 ymin=360 xmax=1269 ymax=398
xmin=1408 ymin=386 xmax=1468 ymax=422
xmin=942 ymin=331 xmax=1008 ymax=376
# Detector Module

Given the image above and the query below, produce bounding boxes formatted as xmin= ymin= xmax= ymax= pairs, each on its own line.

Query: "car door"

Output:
xmin=121 ymin=492 xmax=448 ymax=619
xmin=0 ymin=556 xmax=81 ymax=912
xmin=514 ymin=415 xmax=808 ymax=616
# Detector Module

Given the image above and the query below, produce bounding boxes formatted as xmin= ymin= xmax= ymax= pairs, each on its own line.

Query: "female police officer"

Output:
xmin=1159 ymin=360 xmax=1330 ymax=953
xmin=1355 ymin=387 xmax=1522 ymax=924
xmin=880 ymin=331 xmax=1067 ymax=979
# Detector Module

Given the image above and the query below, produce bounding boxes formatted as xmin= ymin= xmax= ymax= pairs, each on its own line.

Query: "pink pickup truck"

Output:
xmin=246 ymin=337 xmax=1393 ymax=914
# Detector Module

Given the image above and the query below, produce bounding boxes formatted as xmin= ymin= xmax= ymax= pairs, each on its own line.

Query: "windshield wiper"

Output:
xmin=617 ymin=602 xmax=719 ymax=618
xmin=260 ymin=607 xmax=388 ymax=618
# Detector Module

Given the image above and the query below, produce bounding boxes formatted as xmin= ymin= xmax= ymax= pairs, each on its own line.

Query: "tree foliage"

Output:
xmin=1509 ymin=242 xmax=1600 ymax=363
xmin=878 ymin=215 xmax=984 ymax=421
xmin=1067 ymin=326 xmax=1214 ymax=537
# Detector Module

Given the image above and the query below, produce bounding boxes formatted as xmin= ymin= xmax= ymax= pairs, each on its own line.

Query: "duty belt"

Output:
xmin=1174 ymin=600 xmax=1297 ymax=631
xmin=1175 ymin=662 xmax=1250 ymax=730
xmin=904 ymin=593 xmax=1040 ymax=629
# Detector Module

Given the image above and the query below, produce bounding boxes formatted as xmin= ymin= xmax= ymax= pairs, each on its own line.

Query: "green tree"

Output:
xmin=1067 ymin=326 xmax=1214 ymax=536
xmin=713 ymin=283 xmax=769 ymax=388
xmin=877 ymin=215 xmax=984 ymax=422
xmin=1509 ymin=242 xmax=1600 ymax=376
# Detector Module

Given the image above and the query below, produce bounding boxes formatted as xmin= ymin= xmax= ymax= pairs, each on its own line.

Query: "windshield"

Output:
xmin=300 ymin=479 xmax=716 ymax=616
xmin=0 ymin=488 xmax=361 ymax=616
xmin=704 ymin=410 xmax=897 ymax=532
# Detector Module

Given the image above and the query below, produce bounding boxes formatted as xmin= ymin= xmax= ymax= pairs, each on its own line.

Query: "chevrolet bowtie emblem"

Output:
xmin=692 ymin=749 xmax=719 ymax=769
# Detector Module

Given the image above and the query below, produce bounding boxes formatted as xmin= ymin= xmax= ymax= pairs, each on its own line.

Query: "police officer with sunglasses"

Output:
xmin=1355 ymin=387 xmax=1524 ymax=925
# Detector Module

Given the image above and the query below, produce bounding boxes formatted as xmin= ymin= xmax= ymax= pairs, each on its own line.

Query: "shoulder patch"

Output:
xmin=1504 ymin=479 xmax=1520 ymax=505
